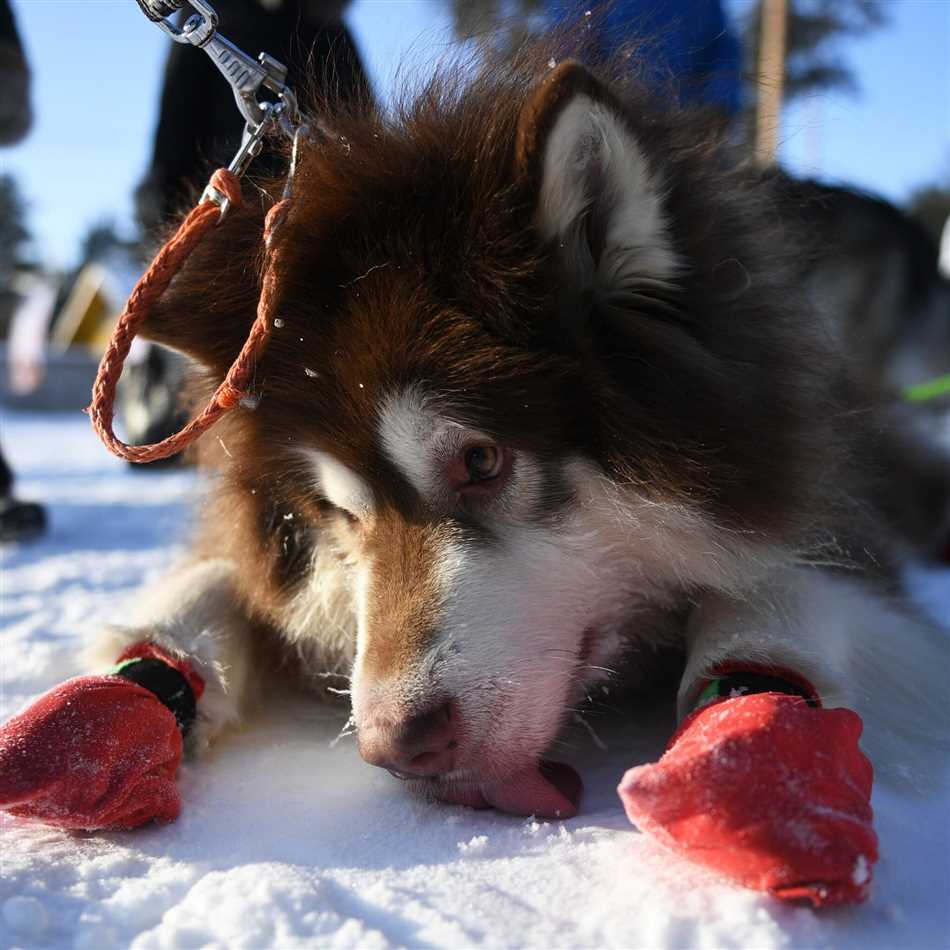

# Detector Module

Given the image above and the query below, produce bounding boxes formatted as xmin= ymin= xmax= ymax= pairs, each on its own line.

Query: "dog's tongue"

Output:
xmin=486 ymin=761 xmax=582 ymax=818
xmin=439 ymin=761 xmax=582 ymax=819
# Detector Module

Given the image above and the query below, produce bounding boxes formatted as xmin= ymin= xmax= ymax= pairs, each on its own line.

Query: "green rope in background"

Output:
xmin=904 ymin=374 xmax=950 ymax=403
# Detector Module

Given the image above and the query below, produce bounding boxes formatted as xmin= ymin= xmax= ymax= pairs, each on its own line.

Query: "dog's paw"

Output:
xmin=0 ymin=675 xmax=184 ymax=831
xmin=617 ymin=692 xmax=878 ymax=907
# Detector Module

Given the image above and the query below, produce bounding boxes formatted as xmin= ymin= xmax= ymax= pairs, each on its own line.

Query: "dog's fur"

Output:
xmin=89 ymin=43 xmax=948 ymax=796
xmin=772 ymin=176 xmax=950 ymax=560
xmin=775 ymin=176 xmax=950 ymax=398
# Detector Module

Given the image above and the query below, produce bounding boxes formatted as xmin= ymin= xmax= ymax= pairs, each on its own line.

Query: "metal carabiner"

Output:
xmin=136 ymin=1 xmax=217 ymax=44
xmin=201 ymin=102 xmax=286 ymax=216
xmin=136 ymin=0 xmax=299 ymax=137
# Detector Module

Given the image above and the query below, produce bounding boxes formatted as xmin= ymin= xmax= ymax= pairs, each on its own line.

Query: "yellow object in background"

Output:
xmin=50 ymin=264 xmax=123 ymax=352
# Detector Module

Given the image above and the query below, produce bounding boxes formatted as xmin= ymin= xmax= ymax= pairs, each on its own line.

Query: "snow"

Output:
xmin=2 ymin=409 xmax=949 ymax=949
xmin=853 ymin=855 xmax=871 ymax=888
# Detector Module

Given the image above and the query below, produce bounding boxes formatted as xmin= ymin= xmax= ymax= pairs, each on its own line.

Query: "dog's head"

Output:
xmin=144 ymin=56 xmax=843 ymax=801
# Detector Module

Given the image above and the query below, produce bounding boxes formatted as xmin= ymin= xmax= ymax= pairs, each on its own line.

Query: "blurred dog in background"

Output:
xmin=776 ymin=177 xmax=950 ymax=561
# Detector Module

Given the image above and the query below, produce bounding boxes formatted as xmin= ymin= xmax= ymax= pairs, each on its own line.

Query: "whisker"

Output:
xmin=573 ymin=712 xmax=609 ymax=751
xmin=329 ymin=714 xmax=357 ymax=748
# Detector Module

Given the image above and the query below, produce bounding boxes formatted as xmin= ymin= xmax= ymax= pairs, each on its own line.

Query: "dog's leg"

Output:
xmin=85 ymin=558 xmax=256 ymax=752
xmin=0 ymin=558 xmax=256 ymax=830
xmin=619 ymin=566 xmax=948 ymax=906
xmin=676 ymin=565 xmax=949 ymax=779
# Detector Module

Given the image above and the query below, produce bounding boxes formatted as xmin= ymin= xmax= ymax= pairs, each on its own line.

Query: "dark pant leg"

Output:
xmin=0 ymin=443 xmax=14 ymax=497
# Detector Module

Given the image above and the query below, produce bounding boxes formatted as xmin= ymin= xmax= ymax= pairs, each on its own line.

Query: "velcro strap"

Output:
xmin=112 ymin=658 xmax=197 ymax=735
xmin=696 ymin=670 xmax=819 ymax=710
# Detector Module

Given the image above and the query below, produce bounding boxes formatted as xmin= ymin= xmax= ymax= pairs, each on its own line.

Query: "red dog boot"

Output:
xmin=0 ymin=643 xmax=203 ymax=831
xmin=618 ymin=670 xmax=878 ymax=907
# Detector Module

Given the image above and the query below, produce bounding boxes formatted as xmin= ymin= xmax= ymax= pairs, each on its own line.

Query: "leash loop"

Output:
xmin=88 ymin=1 xmax=305 ymax=463
xmin=87 ymin=170 xmax=262 ymax=463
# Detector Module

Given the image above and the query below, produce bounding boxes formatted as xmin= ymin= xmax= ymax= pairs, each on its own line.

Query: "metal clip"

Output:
xmin=137 ymin=0 xmax=217 ymax=45
xmin=138 ymin=0 xmax=299 ymax=141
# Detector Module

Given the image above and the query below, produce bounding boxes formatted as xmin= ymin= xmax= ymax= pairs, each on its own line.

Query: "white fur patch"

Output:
xmin=538 ymin=95 xmax=678 ymax=286
xmin=425 ymin=521 xmax=634 ymax=774
xmin=563 ymin=460 xmax=795 ymax=598
xmin=377 ymin=387 xmax=439 ymax=498
xmin=278 ymin=541 xmax=359 ymax=682
xmin=304 ymin=449 xmax=375 ymax=520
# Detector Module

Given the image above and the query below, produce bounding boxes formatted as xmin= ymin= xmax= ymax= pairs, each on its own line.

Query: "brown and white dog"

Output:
xmin=88 ymin=47 xmax=948 ymax=812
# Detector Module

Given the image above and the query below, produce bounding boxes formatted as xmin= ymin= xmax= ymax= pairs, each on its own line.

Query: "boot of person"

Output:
xmin=0 ymin=447 xmax=46 ymax=543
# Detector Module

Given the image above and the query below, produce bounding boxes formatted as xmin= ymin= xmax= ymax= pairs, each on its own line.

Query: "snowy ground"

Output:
xmin=1 ymin=409 xmax=949 ymax=950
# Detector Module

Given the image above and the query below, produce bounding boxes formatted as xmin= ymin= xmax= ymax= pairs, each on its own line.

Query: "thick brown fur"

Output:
xmin=143 ymin=39 xmax=889 ymax=608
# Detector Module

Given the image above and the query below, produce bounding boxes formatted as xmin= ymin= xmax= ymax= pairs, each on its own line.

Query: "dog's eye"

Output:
xmin=447 ymin=442 xmax=511 ymax=498
xmin=464 ymin=445 xmax=503 ymax=482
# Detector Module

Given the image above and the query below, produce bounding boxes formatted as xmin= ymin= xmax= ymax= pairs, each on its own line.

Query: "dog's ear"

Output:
xmin=139 ymin=202 xmax=266 ymax=376
xmin=515 ymin=61 xmax=677 ymax=300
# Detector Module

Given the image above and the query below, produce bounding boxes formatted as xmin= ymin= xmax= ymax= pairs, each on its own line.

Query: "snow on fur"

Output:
xmin=1 ymin=410 xmax=948 ymax=949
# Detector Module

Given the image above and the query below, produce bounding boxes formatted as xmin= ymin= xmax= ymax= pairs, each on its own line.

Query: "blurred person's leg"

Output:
xmin=0 ymin=443 xmax=11 ymax=496
xmin=0 ymin=0 xmax=31 ymax=146
xmin=0 ymin=0 xmax=45 ymax=541
xmin=0 ymin=444 xmax=46 ymax=543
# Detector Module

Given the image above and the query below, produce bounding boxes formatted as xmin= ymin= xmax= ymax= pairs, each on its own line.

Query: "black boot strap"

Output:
xmin=111 ymin=657 xmax=197 ymax=736
xmin=696 ymin=670 xmax=819 ymax=709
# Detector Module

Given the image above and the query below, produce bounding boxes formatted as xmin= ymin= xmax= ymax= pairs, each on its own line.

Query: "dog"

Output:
xmin=775 ymin=177 xmax=950 ymax=399
xmin=771 ymin=176 xmax=950 ymax=561
xmin=71 ymin=44 xmax=947 ymax=827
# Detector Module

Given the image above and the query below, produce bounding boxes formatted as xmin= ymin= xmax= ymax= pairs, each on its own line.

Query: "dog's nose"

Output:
xmin=358 ymin=700 xmax=459 ymax=777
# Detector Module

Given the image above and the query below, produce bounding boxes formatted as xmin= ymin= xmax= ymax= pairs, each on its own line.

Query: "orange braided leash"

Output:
xmin=88 ymin=168 xmax=288 ymax=463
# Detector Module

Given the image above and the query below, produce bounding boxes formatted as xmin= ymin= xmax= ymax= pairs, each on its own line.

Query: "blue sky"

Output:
xmin=2 ymin=0 xmax=948 ymax=268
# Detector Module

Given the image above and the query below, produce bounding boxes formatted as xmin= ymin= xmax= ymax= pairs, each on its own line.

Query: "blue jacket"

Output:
xmin=546 ymin=0 xmax=743 ymax=115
